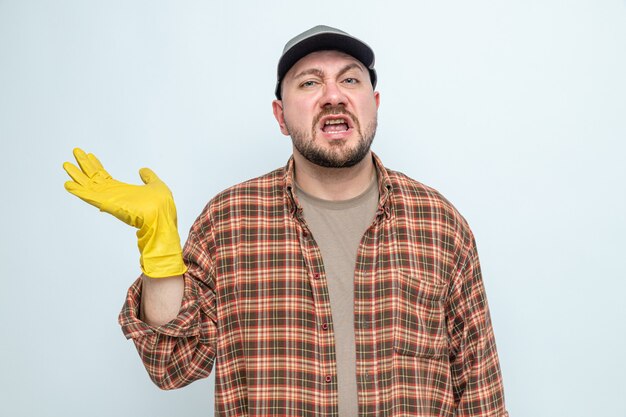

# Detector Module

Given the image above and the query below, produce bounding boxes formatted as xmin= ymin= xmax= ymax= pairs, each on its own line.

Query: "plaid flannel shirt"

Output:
xmin=119 ymin=153 xmax=508 ymax=416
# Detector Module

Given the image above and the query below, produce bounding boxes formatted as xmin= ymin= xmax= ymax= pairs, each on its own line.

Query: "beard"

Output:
xmin=285 ymin=105 xmax=378 ymax=168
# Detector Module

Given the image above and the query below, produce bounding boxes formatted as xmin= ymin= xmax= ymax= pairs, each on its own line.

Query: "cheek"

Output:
xmin=359 ymin=100 xmax=378 ymax=124
xmin=285 ymin=104 xmax=313 ymax=128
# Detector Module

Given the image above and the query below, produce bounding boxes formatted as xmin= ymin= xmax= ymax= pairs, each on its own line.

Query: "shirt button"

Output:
xmin=313 ymin=273 xmax=320 ymax=280
xmin=321 ymin=323 xmax=328 ymax=330
xmin=325 ymin=375 xmax=332 ymax=383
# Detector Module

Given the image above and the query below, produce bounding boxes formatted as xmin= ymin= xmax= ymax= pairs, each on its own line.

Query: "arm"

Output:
xmin=63 ymin=148 xmax=188 ymax=323
xmin=140 ymin=274 xmax=184 ymax=326
xmin=446 ymin=233 xmax=509 ymax=417
xmin=63 ymin=148 xmax=216 ymax=387
xmin=119 ymin=223 xmax=218 ymax=389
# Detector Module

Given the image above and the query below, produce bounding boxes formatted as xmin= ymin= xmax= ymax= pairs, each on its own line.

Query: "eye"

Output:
xmin=300 ymin=80 xmax=318 ymax=88
xmin=343 ymin=77 xmax=359 ymax=85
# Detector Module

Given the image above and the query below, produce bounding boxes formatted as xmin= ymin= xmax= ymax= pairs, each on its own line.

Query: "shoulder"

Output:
xmin=385 ymin=167 xmax=473 ymax=238
xmin=386 ymin=169 xmax=461 ymax=214
xmin=198 ymin=166 xmax=288 ymax=221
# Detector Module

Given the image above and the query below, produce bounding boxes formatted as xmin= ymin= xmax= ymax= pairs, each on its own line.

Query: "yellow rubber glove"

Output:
xmin=63 ymin=148 xmax=187 ymax=278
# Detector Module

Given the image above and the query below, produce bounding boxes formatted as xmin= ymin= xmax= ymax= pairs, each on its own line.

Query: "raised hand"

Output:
xmin=63 ymin=148 xmax=187 ymax=278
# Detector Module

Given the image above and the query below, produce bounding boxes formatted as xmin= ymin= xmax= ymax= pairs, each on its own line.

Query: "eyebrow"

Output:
xmin=292 ymin=62 xmax=367 ymax=81
xmin=337 ymin=62 xmax=366 ymax=78
xmin=293 ymin=68 xmax=325 ymax=80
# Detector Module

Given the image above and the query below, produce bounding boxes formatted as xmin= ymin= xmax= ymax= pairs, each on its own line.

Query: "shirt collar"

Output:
xmin=283 ymin=152 xmax=393 ymax=219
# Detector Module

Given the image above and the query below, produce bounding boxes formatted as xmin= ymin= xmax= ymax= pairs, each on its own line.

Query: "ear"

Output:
xmin=374 ymin=91 xmax=380 ymax=109
xmin=272 ymin=99 xmax=290 ymax=136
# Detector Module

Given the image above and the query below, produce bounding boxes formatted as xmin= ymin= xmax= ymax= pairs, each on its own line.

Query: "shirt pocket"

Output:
xmin=393 ymin=270 xmax=448 ymax=359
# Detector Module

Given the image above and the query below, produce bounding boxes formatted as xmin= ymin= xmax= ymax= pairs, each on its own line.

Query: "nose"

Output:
xmin=319 ymin=80 xmax=347 ymax=108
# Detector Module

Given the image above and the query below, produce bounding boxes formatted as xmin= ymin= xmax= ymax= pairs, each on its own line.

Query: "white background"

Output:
xmin=1 ymin=1 xmax=625 ymax=416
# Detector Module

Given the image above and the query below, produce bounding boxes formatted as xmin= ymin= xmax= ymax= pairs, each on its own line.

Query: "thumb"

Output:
xmin=138 ymin=167 xmax=160 ymax=185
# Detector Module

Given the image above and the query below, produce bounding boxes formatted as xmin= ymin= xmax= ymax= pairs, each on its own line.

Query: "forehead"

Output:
xmin=286 ymin=50 xmax=366 ymax=78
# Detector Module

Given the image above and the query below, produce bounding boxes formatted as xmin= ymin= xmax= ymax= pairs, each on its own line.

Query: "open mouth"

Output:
xmin=319 ymin=116 xmax=353 ymax=134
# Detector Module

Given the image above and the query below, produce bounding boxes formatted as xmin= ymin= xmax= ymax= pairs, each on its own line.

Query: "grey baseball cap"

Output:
xmin=275 ymin=25 xmax=377 ymax=99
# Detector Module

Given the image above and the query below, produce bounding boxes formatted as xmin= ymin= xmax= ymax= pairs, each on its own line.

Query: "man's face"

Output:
xmin=273 ymin=50 xmax=380 ymax=168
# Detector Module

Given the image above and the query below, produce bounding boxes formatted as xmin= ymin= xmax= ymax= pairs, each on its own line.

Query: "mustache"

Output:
xmin=312 ymin=105 xmax=360 ymax=131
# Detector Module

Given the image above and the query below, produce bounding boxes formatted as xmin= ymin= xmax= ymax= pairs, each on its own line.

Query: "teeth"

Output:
xmin=324 ymin=118 xmax=346 ymax=125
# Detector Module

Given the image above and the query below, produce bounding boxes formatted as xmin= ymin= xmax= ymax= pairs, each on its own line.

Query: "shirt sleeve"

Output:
xmin=118 ymin=217 xmax=218 ymax=390
xmin=446 ymin=233 xmax=509 ymax=416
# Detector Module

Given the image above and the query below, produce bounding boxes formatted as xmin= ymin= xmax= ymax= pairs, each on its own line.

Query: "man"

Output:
xmin=63 ymin=25 xmax=508 ymax=417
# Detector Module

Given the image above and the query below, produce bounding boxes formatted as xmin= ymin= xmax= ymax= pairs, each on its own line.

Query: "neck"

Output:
xmin=292 ymin=149 xmax=375 ymax=201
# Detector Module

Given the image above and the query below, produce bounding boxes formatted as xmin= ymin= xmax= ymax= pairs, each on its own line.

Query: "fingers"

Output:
xmin=73 ymin=148 xmax=110 ymax=179
xmin=63 ymin=161 xmax=90 ymax=186
xmin=64 ymin=148 xmax=112 ymax=185
xmin=139 ymin=167 xmax=161 ymax=185
xmin=64 ymin=180 xmax=102 ymax=209
xmin=72 ymin=148 xmax=97 ymax=177
xmin=87 ymin=152 xmax=111 ymax=179
xmin=64 ymin=180 xmax=84 ymax=196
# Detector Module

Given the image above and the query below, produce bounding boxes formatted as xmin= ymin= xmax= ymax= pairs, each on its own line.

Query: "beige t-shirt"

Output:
xmin=296 ymin=178 xmax=379 ymax=417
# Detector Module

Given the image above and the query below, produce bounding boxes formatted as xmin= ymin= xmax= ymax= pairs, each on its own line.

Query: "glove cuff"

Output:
xmin=136 ymin=218 xmax=188 ymax=278
xmin=140 ymin=250 xmax=188 ymax=278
